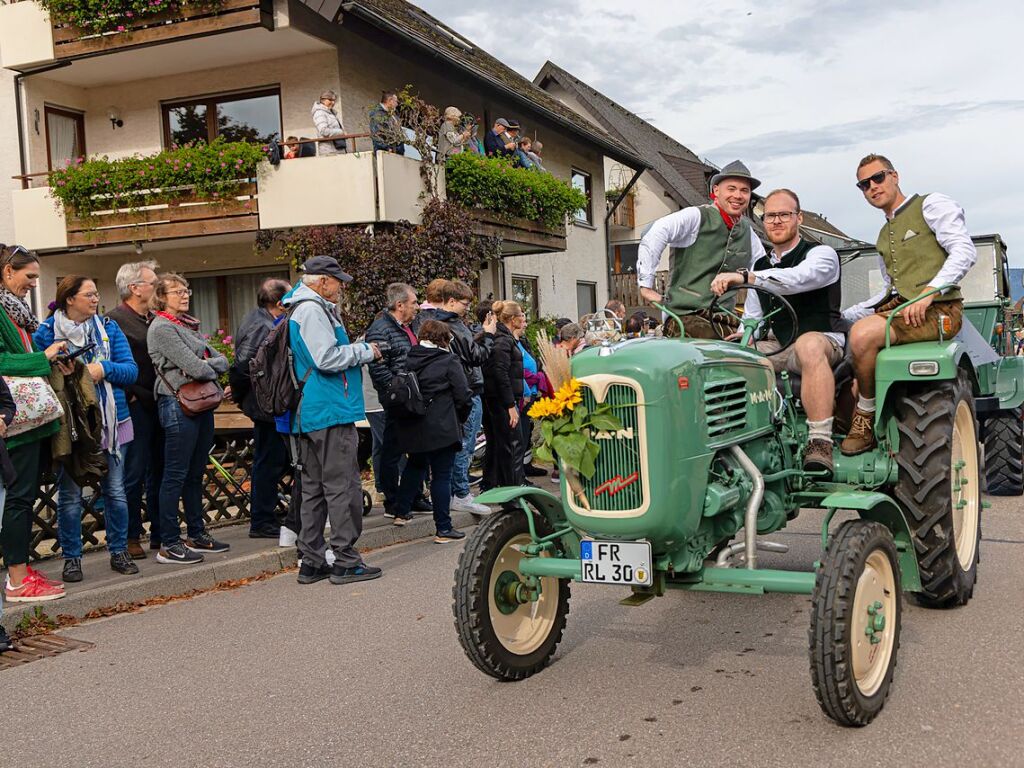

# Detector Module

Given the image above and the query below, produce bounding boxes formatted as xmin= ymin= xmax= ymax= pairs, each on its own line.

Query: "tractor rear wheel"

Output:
xmin=983 ymin=406 xmax=1023 ymax=496
xmin=453 ymin=510 xmax=570 ymax=680
xmin=893 ymin=371 xmax=981 ymax=607
xmin=810 ymin=520 xmax=902 ymax=727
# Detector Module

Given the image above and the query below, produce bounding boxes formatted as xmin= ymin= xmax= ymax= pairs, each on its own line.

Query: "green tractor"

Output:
xmin=453 ymin=234 xmax=1022 ymax=726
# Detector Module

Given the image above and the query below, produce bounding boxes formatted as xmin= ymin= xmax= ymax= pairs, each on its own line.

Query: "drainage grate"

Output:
xmin=0 ymin=635 xmax=94 ymax=670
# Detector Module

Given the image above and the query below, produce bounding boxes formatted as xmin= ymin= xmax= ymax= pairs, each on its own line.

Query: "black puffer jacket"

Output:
xmin=435 ymin=309 xmax=494 ymax=395
xmin=482 ymin=323 xmax=523 ymax=409
xmin=396 ymin=345 xmax=471 ymax=454
xmin=365 ymin=310 xmax=415 ymax=399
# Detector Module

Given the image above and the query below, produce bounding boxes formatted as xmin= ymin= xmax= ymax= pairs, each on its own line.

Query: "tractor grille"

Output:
xmin=577 ymin=382 xmax=645 ymax=513
xmin=704 ymin=376 xmax=748 ymax=441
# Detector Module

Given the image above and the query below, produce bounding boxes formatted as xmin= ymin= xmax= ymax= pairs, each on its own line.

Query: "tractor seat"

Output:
xmin=777 ymin=346 xmax=853 ymax=405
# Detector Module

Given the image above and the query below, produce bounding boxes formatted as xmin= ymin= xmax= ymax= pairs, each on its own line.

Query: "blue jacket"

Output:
xmin=519 ymin=341 xmax=538 ymax=398
xmin=35 ymin=315 xmax=138 ymax=425
xmin=284 ymin=283 xmax=375 ymax=433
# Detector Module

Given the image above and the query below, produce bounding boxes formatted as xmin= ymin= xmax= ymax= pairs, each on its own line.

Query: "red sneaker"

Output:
xmin=5 ymin=576 xmax=66 ymax=603
xmin=26 ymin=566 xmax=64 ymax=590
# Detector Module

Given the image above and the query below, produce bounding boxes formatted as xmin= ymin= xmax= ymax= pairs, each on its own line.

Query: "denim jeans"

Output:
xmin=397 ymin=446 xmax=457 ymax=533
xmin=451 ymin=395 xmax=482 ymax=498
xmin=157 ymin=395 xmax=212 ymax=548
xmin=57 ymin=450 xmax=130 ymax=558
xmin=124 ymin=400 xmax=162 ymax=543
xmin=250 ymin=419 xmax=289 ymax=531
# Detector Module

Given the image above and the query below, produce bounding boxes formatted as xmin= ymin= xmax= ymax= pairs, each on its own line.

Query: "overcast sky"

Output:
xmin=418 ymin=0 xmax=1023 ymax=267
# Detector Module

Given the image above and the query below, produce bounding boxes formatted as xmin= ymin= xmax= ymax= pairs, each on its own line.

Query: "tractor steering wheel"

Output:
xmin=707 ymin=284 xmax=800 ymax=357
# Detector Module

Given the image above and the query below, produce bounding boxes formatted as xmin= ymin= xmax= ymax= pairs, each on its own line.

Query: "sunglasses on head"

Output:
xmin=855 ymin=170 xmax=892 ymax=192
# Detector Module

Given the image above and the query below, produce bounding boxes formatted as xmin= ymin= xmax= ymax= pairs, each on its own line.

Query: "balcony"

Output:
xmin=0 ymin=0 xmax=272 ymax=70
xmin=609 ymin=193 xmax=636 ymax=229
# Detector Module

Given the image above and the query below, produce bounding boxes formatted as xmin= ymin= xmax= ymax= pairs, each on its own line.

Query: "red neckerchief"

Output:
xmin=714 ymin=201 xmax=737 ymax=230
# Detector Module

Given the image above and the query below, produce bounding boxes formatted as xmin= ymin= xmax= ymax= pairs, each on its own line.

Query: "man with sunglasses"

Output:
xmin=637 ymin=160 xmax=766 ymax=338
xmin=840 ymin=154 xmax=977 ymax=455
xmin=710 ymin=188 xmax=844 ymax=472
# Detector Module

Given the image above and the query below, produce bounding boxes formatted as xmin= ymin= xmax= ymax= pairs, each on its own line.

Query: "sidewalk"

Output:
xmin=1 ymin=508 xmax=479 ymax=630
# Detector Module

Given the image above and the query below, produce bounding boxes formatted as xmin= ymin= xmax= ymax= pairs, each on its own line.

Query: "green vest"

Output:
xmin=875 ymin=194 xmax=962 ymax=302
xmin=666 ymin=205 xmax=753 ymax=315
xmin=753 ymin=238 xmax=843 ymax=342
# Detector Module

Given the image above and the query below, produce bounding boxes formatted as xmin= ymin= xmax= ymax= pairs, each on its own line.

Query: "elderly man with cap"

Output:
xmin=485 ymin=118 xmax=518 ymax=159
xmin=311 ymin=89 xmax=347 ymax=156
xmin=285 ymin=256 xmax=383 ymax=586
xmin=637 ymin=160 xmax=767 ymax=338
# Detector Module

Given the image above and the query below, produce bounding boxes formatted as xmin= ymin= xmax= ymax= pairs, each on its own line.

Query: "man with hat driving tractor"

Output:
xmin=637 ymin=160 xmax=766 ymax=338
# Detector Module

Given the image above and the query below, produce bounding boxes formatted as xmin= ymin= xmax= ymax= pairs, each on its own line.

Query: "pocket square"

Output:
xmin=903 ymin=229 xmax=917 ymax=241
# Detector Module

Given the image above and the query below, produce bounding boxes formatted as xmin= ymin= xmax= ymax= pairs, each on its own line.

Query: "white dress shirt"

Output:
xmin=636 ymin=206 xmax=766 ymax=289
xmin=744 ymin=240 xmax=845 ymax=347
xmin=843 ymin=193 xmax=977 ymax=322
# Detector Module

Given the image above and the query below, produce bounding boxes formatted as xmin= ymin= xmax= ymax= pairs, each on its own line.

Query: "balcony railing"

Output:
xmin=610 ymin=270 xmax=667 ymax=311
xmin=0 ymin=0 xmax=271 ymax=69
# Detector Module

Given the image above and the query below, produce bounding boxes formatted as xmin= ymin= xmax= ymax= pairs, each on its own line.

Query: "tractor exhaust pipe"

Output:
xmin=729 ymin=446 xmax=765 ymax=570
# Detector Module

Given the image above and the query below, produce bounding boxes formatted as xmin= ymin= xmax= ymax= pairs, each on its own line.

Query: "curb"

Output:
xmin=1 ymin=510 xmax=478 ymax=630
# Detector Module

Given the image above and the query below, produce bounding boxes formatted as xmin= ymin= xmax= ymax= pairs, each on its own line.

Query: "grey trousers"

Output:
xmin=296 ymin=424 xmax=363 ymax=569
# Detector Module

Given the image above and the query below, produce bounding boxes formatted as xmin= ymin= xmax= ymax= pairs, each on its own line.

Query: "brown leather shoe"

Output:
xmin=803 ymin=439 xmax=835 ymax=473
xmin=840 ymin=408 xmax=877 ymax=456
xmin=127 ymin=539 xmax=147 ymax=560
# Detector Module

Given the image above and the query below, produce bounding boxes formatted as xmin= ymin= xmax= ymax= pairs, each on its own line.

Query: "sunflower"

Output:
xmin=528 ymin=397 xmax=564 ymax=419
xmin=552 ymin=378 xmax=583 ymax=412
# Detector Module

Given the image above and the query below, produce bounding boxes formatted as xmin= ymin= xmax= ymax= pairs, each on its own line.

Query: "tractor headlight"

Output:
xmin=908 ymin=361 xmax=939 ymax=376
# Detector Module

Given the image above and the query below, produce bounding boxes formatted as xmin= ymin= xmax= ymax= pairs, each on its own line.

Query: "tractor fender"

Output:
xmin=994 ymin=355 xmax=1024 ymax=411
xmin=874 ymin=340 xmax=974 ymax=432
xmin=474 ymin=486 xmax=581 ymax=557
xmin=820 ymin=491 xmax=923 ymax=593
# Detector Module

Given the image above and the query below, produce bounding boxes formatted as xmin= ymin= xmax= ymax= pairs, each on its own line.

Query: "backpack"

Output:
xmin=386 ymin=369 xmax=427 ymax=416
xmin=249 ymin=299 xmax=324 ymax=417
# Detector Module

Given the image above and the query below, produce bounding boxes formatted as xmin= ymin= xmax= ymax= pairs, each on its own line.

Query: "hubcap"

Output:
xmin=951 ymin=401 xmax=980 ymax=570
xmin=851 ymin=549 xmax=897 ymax=697
xmin=488 ymin=534 xmax=559 ymax=655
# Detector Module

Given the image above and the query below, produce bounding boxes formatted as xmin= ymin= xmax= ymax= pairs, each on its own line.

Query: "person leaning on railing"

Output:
xmin=311 ymin=89 xmax=348 ymax=156
xmin=0 ymin=245 xmax=68 ymax=604
xmin=147 ymin=273 xmax=231 ymax=565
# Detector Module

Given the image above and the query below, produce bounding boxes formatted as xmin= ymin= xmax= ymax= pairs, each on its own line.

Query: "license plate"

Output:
xmin=580 ymin=540 xmax=653 ymax=586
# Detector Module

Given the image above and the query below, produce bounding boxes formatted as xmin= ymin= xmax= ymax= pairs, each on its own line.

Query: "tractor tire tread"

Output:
xmin=982 ymin=406 xmax=1023 ymax=496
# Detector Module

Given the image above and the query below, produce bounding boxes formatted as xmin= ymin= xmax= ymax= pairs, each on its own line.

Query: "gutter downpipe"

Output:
xmin=603 ymin=166 xmax=642 ymax=302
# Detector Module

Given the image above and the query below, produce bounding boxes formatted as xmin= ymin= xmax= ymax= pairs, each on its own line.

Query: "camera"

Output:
xmin=375 ymin=340 xmax=395 ymax=359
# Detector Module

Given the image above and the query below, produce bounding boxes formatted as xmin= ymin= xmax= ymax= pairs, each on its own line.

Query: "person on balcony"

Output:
xmin=369 ymin=91 xmax=405 ymax=155
xmin=108 ymin=260 xmax=162 ymax=559
xmin=312 ymin=90 xmax=347 ymax=156
xmin=148 ymin=274 xmax=231 ymax=565
xmin=232 ymin=278 xmax=293 ymax=539
xmin=35 ymin=275 xmax=140 ymax=582
xmin=0 ymin=245 xmax=68 ymax=604
xmin=437 ymin=107 xmax=472 ymax=162
xmin=520 ymin=136 xmax=545 ymax=171
xmin=485 ymin=118 xmax=518 ymax=159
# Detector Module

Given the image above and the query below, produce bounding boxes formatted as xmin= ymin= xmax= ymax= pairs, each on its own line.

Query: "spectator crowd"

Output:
xmin=0 ymin=235 xmax=650 ymax=652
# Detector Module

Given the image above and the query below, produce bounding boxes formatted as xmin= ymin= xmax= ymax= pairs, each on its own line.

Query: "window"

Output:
xmin=45 ymin=106 xmax=86 ymax=171
xmin=571 ymin=168 xmax=592 ymax=225
xmin=576 ymin=281 xmax=597 ymax=318
xmin=162 ymin=88 xmax=282 ymax=147
xmin=612 ymin=243 xmax=640 ymax=274
xmin=511 ymin=275 xmax=539 ymax=321
xmin=187 ymin=268 xmax=290 ymax=336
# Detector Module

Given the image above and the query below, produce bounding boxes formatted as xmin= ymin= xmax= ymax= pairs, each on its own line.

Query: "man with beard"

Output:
xmin=711 ymin=188 xmax=844 ymax=473
xmin=637 ymin=160 xmax=766 ymax=339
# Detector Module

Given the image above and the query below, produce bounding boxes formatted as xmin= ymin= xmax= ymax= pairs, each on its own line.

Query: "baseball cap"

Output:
xmin=302 ymin=255 xmax=352 ymax=283
xmin=495 ymin=118 xmax=511 ymax=128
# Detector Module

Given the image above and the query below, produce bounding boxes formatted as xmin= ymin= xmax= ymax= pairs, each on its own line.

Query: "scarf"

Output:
xmin=0 ymin=286 xmax=40 ymax=333
xmin=714 ymin=202 xmax=737 ymax=230
xmin=155 ymin=310 xmax=202 ymax=332
xmin=52 ymin=310 xmax=121 ymax=457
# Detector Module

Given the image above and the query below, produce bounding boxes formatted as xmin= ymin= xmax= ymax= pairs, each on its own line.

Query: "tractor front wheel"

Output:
xmin=893 ymin=371 xmax=981 ymax=607
xmin=453 ymin=509 xmax=570 ymax=680
xmin=810 ymin=520 xmax=902 ymax=727
xmin=983 ymin=406 xmax=1023 ymax=496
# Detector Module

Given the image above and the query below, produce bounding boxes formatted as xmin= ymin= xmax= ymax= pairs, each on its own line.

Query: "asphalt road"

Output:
xmin=4 ymin=497 xmax=1023 ymax=768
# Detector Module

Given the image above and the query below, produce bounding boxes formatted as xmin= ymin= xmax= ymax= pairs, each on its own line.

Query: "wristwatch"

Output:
xmin=738 ymin=268 xmax=750 ymax=284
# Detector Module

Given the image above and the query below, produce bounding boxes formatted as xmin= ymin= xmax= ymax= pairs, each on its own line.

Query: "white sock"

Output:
xmin=857 ymin=396 xmax=877 ymax=413
xmin=807 ymin=418 xmax=834 ymax=441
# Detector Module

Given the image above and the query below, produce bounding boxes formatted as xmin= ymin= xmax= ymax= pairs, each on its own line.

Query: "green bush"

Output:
xmin=444 ymin=153 xmax=588 ymax=229
xmin=40 ymin=0 xmax=221 ymax=34
xmin=525 ymin=315 xmax=560 ymax=350
xmin=47 ymin=138 xmax=266 ymax=217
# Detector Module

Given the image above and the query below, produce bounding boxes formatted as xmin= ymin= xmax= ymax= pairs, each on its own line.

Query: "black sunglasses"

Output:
xmin=855 ymin=170 xmax=892 ymax=192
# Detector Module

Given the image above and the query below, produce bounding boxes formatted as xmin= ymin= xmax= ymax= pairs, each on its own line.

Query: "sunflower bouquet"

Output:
xmin=528 ymin=332 xmax=624 ymax=509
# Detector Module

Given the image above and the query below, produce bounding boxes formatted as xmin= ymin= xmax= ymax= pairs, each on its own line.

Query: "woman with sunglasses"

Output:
xmin=147 ymin=274 xmax=230 ymax=565
xmin=0 ymin=245 xmax=68 ymax=603
xmin=391 ymin=319 xmax=471 ymax=542
xmin=34 ymin=275 xmax=140 ymax=582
